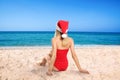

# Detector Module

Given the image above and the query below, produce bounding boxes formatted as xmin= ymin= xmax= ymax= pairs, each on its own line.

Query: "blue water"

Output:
xmin=0 ymin=31 xmax=120 ymax=46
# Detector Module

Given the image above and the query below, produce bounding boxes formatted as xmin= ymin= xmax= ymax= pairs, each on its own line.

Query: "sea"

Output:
xmin=0 ymin=31 xmax=120 ymax=46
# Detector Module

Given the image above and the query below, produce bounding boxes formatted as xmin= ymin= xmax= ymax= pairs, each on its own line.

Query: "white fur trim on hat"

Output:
xmin=56 ymin=25 xmax=62 ymax=32
xmin=56 ymin=25 xmax=68 ymax=33
xmin=62 ymin=34 xmax=67 ymax=38
xmin=66 ymin=29 xmax=68 ymax=33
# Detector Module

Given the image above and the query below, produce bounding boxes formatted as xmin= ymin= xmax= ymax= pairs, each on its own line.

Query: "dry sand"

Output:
xmin=0 ymin=46 xmax=120 ymax=80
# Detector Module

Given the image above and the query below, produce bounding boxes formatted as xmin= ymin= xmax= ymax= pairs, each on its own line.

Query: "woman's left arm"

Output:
xmin=46 ymin=38 xmax=57 ymax=76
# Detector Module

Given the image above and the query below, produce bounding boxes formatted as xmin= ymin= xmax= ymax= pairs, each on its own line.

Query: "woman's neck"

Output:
xmin=56 ymin=36 xmax=61 ymax=39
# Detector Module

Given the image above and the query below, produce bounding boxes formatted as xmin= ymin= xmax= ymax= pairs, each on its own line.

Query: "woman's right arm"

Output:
xmin=70 ymin=38 xmax=82 ymax=71
xmin=70 ymin=38 xmax=89 ymax=74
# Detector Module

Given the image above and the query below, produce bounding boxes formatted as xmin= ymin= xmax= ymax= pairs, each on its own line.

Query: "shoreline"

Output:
xmin=0 ymin=45 xmax=120 ymax=49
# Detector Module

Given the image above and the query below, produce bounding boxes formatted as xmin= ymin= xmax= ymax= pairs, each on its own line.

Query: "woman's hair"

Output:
xmin=54 ymin=30 xmax=69 ymax=47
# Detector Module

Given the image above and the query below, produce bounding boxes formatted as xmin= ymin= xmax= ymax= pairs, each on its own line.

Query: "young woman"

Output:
xmin=38 ymin=20 xmax=89 ymax=76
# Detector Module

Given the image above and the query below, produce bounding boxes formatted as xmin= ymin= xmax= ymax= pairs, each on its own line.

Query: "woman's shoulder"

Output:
xmin=51 ymin=37 xmax=56 ymax=42
xmin=51 ymin=37 xmax=58 ymax=43
xmin=67 ymin=37 xmax=74 ymax=42
xmin=51 ymin=37 xmax=74 ymax=43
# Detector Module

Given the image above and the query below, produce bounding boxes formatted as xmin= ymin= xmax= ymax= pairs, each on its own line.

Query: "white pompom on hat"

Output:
xmin=56 ymin=20 xmax=69 ymax=38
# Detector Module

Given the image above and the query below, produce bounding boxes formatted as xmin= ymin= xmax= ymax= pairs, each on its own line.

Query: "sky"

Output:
xmin=0 ymin=0 xmax=120 ymax=32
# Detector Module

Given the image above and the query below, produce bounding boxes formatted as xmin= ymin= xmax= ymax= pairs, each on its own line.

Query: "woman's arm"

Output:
xmin=46 ymin=38 xmax=57 ymax=75
xmin=70 ymin=38 xmax=89 ymax=74
xmin=70 ymin=39 xmax=82 ymax=70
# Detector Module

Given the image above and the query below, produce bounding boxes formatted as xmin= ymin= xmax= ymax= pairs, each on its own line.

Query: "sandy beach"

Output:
xmin=0 ymin=46 xmax=120 ymax=80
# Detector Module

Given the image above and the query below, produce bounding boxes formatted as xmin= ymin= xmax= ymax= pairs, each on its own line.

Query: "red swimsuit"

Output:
xmin=54 ymin=49 xmax=69 ymax=71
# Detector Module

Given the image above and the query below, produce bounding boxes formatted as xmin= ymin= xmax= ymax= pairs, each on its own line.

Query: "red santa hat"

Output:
xmin=56 ymin=20 xmax=69 ymax=38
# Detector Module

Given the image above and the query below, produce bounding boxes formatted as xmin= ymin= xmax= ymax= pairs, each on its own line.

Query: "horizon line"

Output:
xmin=0 ymin=31 xmax=120 ymax=33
